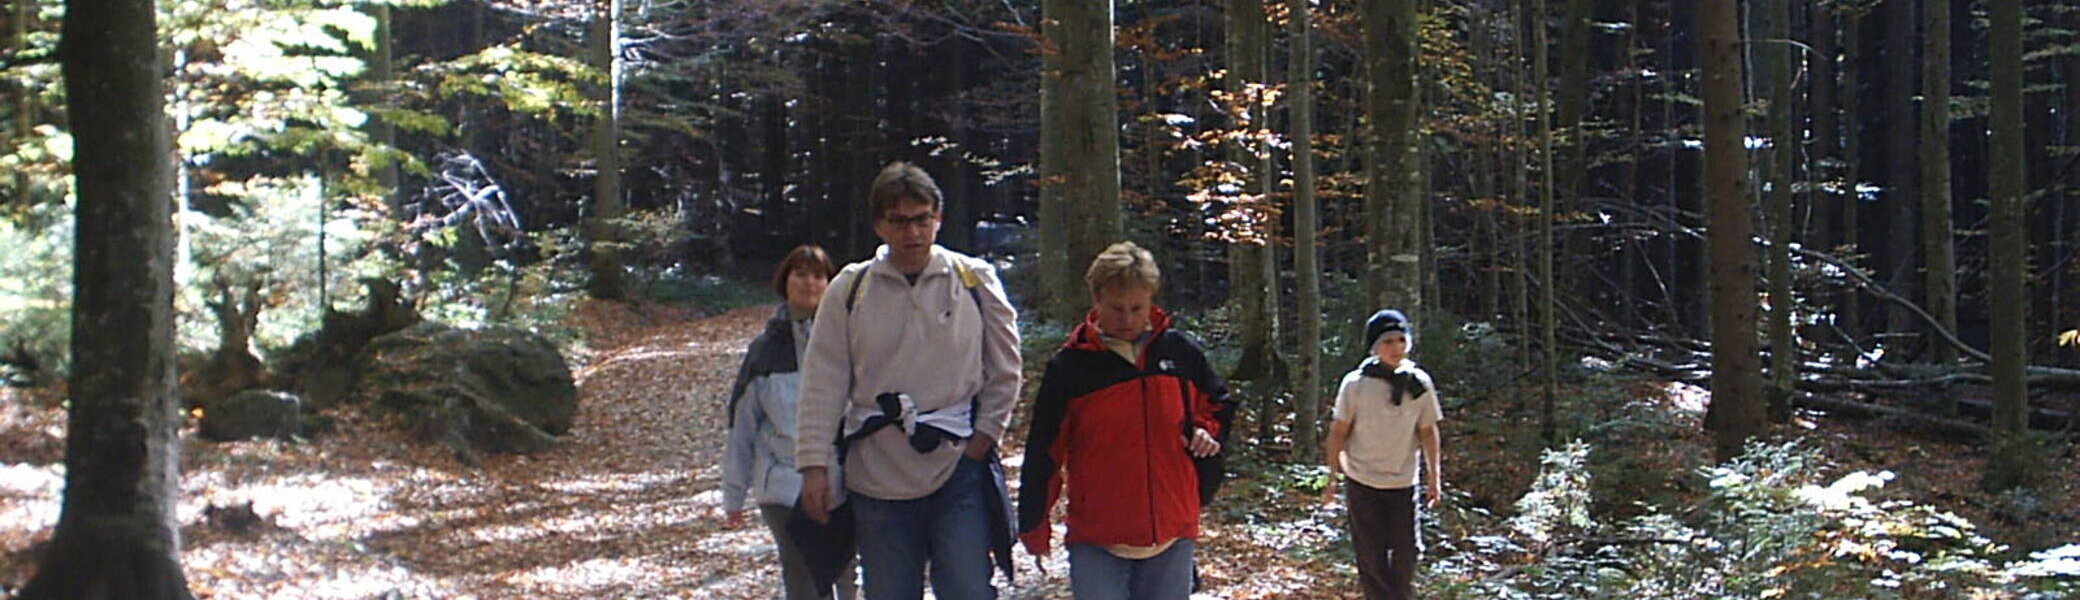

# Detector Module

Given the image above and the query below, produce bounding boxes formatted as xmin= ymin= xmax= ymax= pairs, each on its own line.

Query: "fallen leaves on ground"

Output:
xmin=1 ymin=302 xmax=2072 ymax=599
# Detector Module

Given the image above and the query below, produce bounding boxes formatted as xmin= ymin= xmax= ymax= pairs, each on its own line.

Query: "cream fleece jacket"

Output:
xmin=794 ymin=245 xmax=1022 ymax=500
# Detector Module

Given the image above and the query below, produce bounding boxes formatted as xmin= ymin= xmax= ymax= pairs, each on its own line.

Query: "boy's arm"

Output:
xmin=1321 ymin=374 xmax=1359 ymax=503
xmin=1418 ymin=386 xmax=1444 ymax=506
xmin=1016 ymin=359 xmax=1071 ymax=555
xmin=1322 ymin=419 xmax=1353 ymax=504
xmin=1178 ymin=332 xmax=1232 ymax=441
xmin=1419 ymin=422 xmax=1442 ymax=489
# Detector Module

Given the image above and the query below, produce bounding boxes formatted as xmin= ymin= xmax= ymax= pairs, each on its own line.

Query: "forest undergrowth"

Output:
xmin=0 ymin=289 xmax=2073 ymax=599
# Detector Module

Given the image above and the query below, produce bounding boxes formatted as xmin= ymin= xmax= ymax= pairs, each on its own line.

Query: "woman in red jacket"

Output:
xmin=1017 ymin=241 xmax=1232 ymax=600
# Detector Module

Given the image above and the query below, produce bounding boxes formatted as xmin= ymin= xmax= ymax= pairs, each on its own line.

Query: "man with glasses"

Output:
xmin=795 ymin=162 xmax=1023 ymax=600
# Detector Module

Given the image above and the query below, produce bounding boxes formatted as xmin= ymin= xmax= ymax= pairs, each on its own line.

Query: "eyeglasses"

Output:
xmin=881 ymin=211 xmax=939 ymax=229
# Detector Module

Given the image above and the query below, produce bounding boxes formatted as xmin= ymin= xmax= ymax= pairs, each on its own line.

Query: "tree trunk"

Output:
xmin=1474 ymin=5 xmax=1501 ymax=320
xmin=1984 ymin=0 xmax=2030 ymax=489
xmin=1363 ymin=0 xmax=1420 ymax=315
xmin=1060 ymin=0 xmax=1122 ymax=283
xmin=1881 ymin=0 xmax=1917 ymax=340
xmin=1840 ymin=12 xmax=1863 ymax=339
xmin=9 ymin=0 xmax=32 ymax=206
xmin=1557 ymin=0 xmax=1592 ymax=296
xmin=1618 ymin=0 xmax=1645 ymax=329
xmin=1921 ymin=0 xmax=1957 ymax=369
xmin=1039 ymin=0 xmax=1071 ymax=321
xmin=1763 ymin=0 xmax=1797 ymax=423
xmin=1535 ymin=0 xmax=1559 ymax=445
xmin=19 ymin=0 xmax=196 ymax=596
xmin=585 ymin=0 xmax=626 ymax=300
xmin=1291 ymin=0 xmax=1321 ymax=464
xmin=1512 ymin=0 xmax=1533 ymax=370
xmin=1808 ymin=0 xmax=1838 ymax=253
xmin=1701 ymin=0 xmax=1763 ymax=463
xmin=1226 ymin=0 xmax=1274 ymax=383
xmin=371 ymin=3 xmax=398 ymax=215
xmin=2063 ymin=7 xmax=2080 ymax=368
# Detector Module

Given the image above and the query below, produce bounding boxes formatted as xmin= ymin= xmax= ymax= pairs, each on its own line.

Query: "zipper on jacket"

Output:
xmin=1140 ymin=374 xmax=1158 ymax=545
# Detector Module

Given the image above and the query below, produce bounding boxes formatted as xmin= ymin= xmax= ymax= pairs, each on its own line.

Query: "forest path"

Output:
xmin=322 ymin=300 xmax=794 ymax=599
xmin=0 ymin=299 xmax=1343 ymax=599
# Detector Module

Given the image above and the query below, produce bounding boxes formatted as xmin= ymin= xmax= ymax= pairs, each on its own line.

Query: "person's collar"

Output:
xmin=786 ymin=304 xmax=816 ymax=321
xmin=1100 ymin=330 xmax=1153 ymax=346
xmin=870 ymin=244 xmax=949 ymax=278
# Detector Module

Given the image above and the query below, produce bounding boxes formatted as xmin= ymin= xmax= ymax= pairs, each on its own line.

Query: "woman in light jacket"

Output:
xmin=723 ymin=244 xmax=855 ymax=600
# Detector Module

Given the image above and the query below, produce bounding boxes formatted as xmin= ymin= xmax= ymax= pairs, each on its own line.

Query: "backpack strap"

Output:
xmin=834 ymin=258 xmax=991 ymax=462
xmin=845 ymin=265 xmax=871 ymax=313
xmin=845 ymin=258 xmax=983 ymax=313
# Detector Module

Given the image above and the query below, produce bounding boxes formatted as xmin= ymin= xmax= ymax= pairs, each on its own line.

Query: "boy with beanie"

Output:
xmin=1322 ymin=309 xmax=1444 ymax=600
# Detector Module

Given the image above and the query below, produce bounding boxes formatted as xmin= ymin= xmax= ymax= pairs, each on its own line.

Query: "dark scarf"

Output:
xmin=727 ymin=306 xmax=805 ymax=426
xmin=1359 ymin=358 xmax=1427 ymax=406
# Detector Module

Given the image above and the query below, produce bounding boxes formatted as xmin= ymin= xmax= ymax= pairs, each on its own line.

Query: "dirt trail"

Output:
xmin=0 ymin=300 xmax=1334 ymax=599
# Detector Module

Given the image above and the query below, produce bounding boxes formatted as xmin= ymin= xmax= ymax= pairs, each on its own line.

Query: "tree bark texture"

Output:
xmin=20 ymin=0 xmax=197 ymax=595
xmin=1291 ymin=0 xmax=1321 ymax=463
xmin=1987 ymin=0 xmax=2029 ymax=439
xmin=585 ymin=0 xmax=626 ymax=300
xmin=1363 ymin=0 xmax=1421 ymax=315
xmin=1055 ymin=0 xmax=1123 ymax=287
xmin=1701 ymin=0 xmax=1764 ymax=462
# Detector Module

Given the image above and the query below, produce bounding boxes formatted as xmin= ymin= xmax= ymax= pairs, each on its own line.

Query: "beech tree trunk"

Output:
xmin=1057 ymin=0 xmax=1123 ymax=288
xmin=19 ymin=0 xmax=197 ymax=596
xmin=585 ymin=0 xmax=626 ymax=300
xmin=1038 ymin=0 xmax=1071 ymax=320
xmin=1291 ymin=0 xmax=1321 ymax=463
xmin=1363 ymin=0 xmax=1421 ymax=315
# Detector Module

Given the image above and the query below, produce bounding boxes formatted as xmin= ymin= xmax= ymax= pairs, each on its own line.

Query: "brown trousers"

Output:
xmin=1345 ymin=481 xmax=1420 ymax=600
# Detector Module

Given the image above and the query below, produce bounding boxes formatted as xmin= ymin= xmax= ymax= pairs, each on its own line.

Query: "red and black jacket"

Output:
xmin=1017 ymin=307 xmax=1232 ymax=555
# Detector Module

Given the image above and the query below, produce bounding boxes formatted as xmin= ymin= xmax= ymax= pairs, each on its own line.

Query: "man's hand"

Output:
xmin=1320 ymin=474 xmax=1339 ymax=506
xmin=964 ymin=433 xmax=997 ymax=461
xmin=1425 ymin=477 xmax=1443 ymax=509
xmin=724 ymin=509 xmax=747 ymax=529
xmin=1186 ymin=427 xmax=1220 ymax=457
xmin=799 ymin=466 xmax=832 ymax=524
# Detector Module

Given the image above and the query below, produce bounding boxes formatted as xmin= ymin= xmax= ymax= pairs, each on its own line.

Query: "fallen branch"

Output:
xmin=1788 ymin=245 xmax=1991 ymax=364
xmin=1791 ymin=391 xmax=1993 ymax=439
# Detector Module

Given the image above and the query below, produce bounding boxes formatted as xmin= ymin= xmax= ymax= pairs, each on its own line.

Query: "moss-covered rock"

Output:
xmin=199 ymin=390 xmax=304 ymax=442
xmin=356 ymin=322 xmax=577 ymax=457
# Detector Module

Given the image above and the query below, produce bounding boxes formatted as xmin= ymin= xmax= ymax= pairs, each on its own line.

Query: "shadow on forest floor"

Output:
xmin=0 ymin=299 xmax=2074 ymax=599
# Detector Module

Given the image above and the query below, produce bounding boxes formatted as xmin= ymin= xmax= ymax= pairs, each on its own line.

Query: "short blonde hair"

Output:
xmin=1085 ymin=241 xmax=1160 ymax=297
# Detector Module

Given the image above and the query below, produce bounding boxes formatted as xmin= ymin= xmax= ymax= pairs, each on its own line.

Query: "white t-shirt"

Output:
xmin=1331 ymin=360 xmax=1442 ymax=489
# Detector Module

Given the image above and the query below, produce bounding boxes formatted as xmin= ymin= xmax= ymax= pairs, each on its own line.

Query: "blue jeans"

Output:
xmin=850 ymin=456 xmax=997 ymax=600
xmin=1067 ymin=539 xmax=1196 ymax=600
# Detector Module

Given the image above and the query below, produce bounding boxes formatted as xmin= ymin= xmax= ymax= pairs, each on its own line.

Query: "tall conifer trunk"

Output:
xmin=1701 ymin=0 xmax=1763 ymax=462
